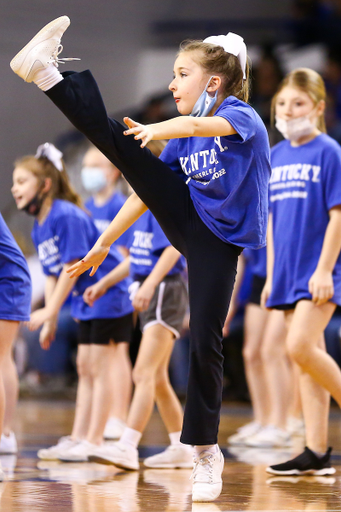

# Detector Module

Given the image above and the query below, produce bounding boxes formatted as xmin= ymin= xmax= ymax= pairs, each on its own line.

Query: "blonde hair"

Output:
xmin=178 ymin=40 xmax=251 ymax=103
xmin=271 ymin=68 xmax=327 ymax=132
xmin=14 ymin=155 xmax=83 ymax=208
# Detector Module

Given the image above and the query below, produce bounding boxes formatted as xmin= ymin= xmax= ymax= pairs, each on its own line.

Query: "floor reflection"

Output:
xmin=0 ymin=401 xmax=340 ymax=511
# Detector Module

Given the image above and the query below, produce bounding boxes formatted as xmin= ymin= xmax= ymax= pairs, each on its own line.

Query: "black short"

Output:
xmin=272 ymin=301 xmax=299 ymax=311
xmin=249 ymin=275 xmax=266 ymax=306
xmin=78 ymin=313 xmax=133 ymax=345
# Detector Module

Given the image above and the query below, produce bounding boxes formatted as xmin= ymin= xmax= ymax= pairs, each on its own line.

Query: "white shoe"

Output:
xmin=58 ymin=440 xmax=100 ymax=462
xmin=287 ymin=416 xmax=305 ymax=437
xmin=143 ymin=444 xmax=193 ymax=469
xmin=10 ymin=16 xmax=71 ymax=82
xmin=0 ymin=462 xmax=4 ymax=482
xmin=89 ymin=441 xmax=139 ymax=470
xmin=103 ymin=417 xmax=126 ymax=440
xmin=246 ymin=425 xmax=291 ymax=448
xmin=0 ymin=432 xmax=17 ymax=454
xmin=191 ymin=448 xmax=224 ymax=502
xmin=227 ymin=421 xmax=262 ymax=446
xmin=37 ymin=436 xmax=80 ymax=460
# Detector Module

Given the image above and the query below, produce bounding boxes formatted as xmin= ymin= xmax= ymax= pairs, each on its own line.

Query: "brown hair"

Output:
xmin=271 ymin=68 xmax=327 ymax=132
xmin=178 ymin=40 xmax=251 ymax=103
xmin=14 ymin=154 xmax=83 ymax=208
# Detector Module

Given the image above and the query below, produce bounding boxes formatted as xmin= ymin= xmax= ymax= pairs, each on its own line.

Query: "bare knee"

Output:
xmin=76 ymin=352 xmax=91 ymax=378
xmin=243 ymin=343 xmax=262 ymax=365
xmin=132 ymin=365 xmax=155 ymax=387
xmin=287 ymin=338 xmax=311 ymax=367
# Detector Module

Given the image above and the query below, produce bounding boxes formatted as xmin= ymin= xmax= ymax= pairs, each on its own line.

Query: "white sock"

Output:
xmin=194 ymin=444 xmax=218 ymax=457
xmin=169 ymin=431 xmax=182 ymax=445
xmin=119 ymin=427 xmax=142 ymax=449
xmin=34 ymin=64 xmax=63 ymax=91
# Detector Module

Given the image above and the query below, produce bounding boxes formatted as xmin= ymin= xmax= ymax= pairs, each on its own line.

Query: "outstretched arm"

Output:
xmin=123 ymin=115 xmax=237 ymax=148
xmin=67 ymin=192 xmax=147 ymax=278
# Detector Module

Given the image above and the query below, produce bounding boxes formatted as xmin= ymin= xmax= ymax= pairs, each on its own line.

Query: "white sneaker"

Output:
xmin=227 ymin=421 xmax=262 ymax=446
xmin=143 ymin=444 xmax=193 ymax=469
xmin=58 ymin=440 xmax=100 ymax=462
xmin=246 ymin=425 xmax=291 ymax=448
xmin=10 ymin=16 xmax=71 ymax=82
xmin=37 ymin=436 xmax=80 ymax=460
xmin=103 ymin=417 xmax=126 ymax=440
xmin=191 ymin=448 xmax=224 ymax=502
xmin=287 ymin=416 xmax=305 ymax=437
xmin=0 ymin=432 xmax=17 ymax=454
xmin=88 ymin=441 xmax=139 ymax=470
xmin=0 ymin=462 xmax=4 ymax=482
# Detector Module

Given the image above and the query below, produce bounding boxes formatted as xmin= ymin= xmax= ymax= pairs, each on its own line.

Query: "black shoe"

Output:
xmin=266 ymin=447 xmax=336 ymax=476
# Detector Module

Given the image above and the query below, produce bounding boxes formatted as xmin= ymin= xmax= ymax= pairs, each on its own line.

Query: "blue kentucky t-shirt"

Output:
xmin=85 ymin=191 xmax=132 ymax=248
xmin=267 ymin=133 xmax=341 ymax=308
xmin=0 ymin=213 xmax=31 ymax=321
xmin=31 ymin=199 xmax=133 ymax=320
xmin=128 ymin=210 xmax=186 ymax=281
xmin=160 ymin=96 xmax=271 ymax=249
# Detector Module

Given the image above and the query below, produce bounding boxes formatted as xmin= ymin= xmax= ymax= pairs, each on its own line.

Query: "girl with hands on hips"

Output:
xmin=264 ymin=68 xmax=341 ymax=477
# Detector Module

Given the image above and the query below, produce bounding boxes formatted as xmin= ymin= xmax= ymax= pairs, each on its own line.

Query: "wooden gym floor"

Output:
xmin=1 ymin=399 xmax=341 ymax=511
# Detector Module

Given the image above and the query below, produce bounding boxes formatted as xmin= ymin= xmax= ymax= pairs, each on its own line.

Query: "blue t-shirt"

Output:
xmin=0 ymin=214 xmax=31 ymax=321
xmin=128 ymin=210 xmax=186 ymax=280
xmin=85 ymin=191 xmax=132 ymax=248
xmin=31 ymin=200 xmax=133 ymax=320
xmin=267 ymin=134 xmax=341 ymax=307
xmin=160 ymin=96 xmax=271 ymax=248
xmin=244 ymin=247 xmax=267 ymax=279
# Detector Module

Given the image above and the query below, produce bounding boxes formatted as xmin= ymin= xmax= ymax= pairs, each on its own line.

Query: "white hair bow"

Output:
xmin=204 ymin=32 xmax=247 ymax=80
xmin=35 ymin=143 xmax=64 ymax=172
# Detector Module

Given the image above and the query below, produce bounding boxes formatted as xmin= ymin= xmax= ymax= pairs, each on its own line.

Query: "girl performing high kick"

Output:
xmin=10 ymin=16 xmax=271 ymax=502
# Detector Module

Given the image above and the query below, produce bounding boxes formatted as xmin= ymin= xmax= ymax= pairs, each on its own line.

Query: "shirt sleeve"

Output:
xmin=216 ymin=103 xmax=257 ymax=143
xmin=54 ymin=214 xmax=92 ymax=264
xmin=160 ymin=139 xmax=188 ymax=182
xmin=322 ymin=146 xmax=341 ymax=210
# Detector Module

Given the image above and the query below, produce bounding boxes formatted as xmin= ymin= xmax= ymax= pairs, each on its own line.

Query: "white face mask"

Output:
xmin=275 ymin=114 xmax=316 ymax=142
xmin=81 ymin=166 xmax=107 ymax=193
xmin=190 ymin=76 xmax=218 ymax=117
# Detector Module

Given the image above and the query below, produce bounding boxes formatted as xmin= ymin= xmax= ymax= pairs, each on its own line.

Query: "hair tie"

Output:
xmin=204 ymin=32 xmax=247 ymax=80
xmin=35 ymin=143 xmax=64 ymax=172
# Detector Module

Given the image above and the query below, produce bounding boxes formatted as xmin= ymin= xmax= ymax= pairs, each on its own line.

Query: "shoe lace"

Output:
xmin=190 ymin=454 xmax=213 ymax=483
xmin=48 ymin=44 xmax=80 ymax=67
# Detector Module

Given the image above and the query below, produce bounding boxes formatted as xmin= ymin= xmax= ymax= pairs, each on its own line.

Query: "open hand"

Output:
xmin=39 ymin=320 xmax=57 ymax=350
xmin=67 ymin=242 xmax=110 ymax=278
xmin=123 ymin=117 xmax=154 ymax=148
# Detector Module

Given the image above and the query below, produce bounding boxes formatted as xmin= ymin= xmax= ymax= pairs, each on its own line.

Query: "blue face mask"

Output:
xmin=81 ymin=166 xmax=107 ymax=193
xmin=190 ymin=76 xmax=218 ymax=117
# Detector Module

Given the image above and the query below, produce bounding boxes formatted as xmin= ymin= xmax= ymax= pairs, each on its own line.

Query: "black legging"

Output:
xmin=46 ymin=70 xmax=242 ymax=445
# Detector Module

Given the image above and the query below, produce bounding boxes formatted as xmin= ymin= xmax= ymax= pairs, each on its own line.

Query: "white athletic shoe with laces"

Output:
xmin=227 ymin=421 xmax=262 ymax=446
xmin=89 ymin=441 xmax=139 ymax=470
xmin=191 ymin=448 xmax=224 ymax=502
xmin=10 ymin=16 xmax=75 ymax=82
xmin=143 ymin=444 xmax=194 ymax=469
xmin=0 ymin=432 xmax=18 ymax=454
xmin=246 ymin=425 xmax=291 ymax=448
xmin=58 ymin=440 xmax=100 ymax=462
xmin=37 ymin=436 xmax=80 ymax=460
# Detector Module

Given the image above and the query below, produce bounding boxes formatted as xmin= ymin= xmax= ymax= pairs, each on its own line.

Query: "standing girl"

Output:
xmin=11 ymin=18 xmax=271 ymax=501
xmin=82 ymin=145 xmax=133 ymax=440
xmin=82 ymin=207 xmax=190 ymax=470
xmin=0 ymin=214 xmax=31 ymax=479
xmin=11 ymin=143 xmax=133 ymax=462
xmin=261 ymin=68 xmax=341 ymax=476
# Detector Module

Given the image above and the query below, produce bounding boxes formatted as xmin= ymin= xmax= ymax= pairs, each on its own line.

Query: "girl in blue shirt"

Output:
xmin=11 ymin=18 xmax=271 ymax=501
xmin=12 ymin=143 xmax=133 ymax=463
xmin=82 ymin=208 xmax=190 ymax=471
xmin=262 ymin=68 xmax=341 ymax=476
xmin=82 ymin=145 xmax=133 ymax=441
xmin=0 ymin=214 xmax=31 ymax=480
